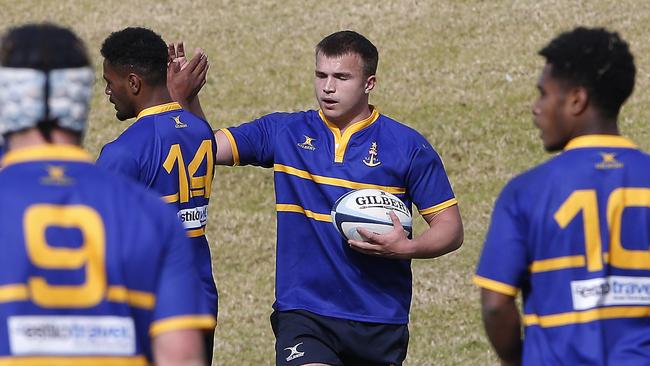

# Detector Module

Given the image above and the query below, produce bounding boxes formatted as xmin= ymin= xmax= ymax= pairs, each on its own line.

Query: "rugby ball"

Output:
xmin=331 ymin=188 xmax=412 ymax=242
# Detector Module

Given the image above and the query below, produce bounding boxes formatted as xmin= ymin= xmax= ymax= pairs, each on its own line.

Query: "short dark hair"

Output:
xmin=101 ymin=27 xmax=167 ymax=85
xmin=0 ymin=23 xmax=89 ymax=70
xmin=316 ymin=30 xmax=378 ymax=78
xmin=539 ymin=27 xmax=635 ymax=118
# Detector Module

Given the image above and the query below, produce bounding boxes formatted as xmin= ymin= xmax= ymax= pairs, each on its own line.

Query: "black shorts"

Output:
xmin=270 ymin=309 xmax=409 ymax=366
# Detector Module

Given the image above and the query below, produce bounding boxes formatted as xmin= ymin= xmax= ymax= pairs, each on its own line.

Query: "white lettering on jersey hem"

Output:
xmin=8 ymin=316 xmax=136 ymax=355
xmin=178 ymin=205 xmax=208 ymax=229
xmin=571 ymin=276 xmax=650 ymax=310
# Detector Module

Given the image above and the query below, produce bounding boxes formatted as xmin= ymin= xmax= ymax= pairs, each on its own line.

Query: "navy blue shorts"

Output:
xmin=271 ymin=310 xmax=409 ymax=366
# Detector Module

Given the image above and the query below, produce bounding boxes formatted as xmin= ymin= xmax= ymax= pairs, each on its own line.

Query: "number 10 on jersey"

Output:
xmin=555 ymin=188 xmax=650 ymax=272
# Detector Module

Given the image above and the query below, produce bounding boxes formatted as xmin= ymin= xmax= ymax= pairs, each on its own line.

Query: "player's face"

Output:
xmin=532 ymin=63 xmax=573 ymax=152
xmin=102 ymin=60 xmax=136 ymax=121
xmin=314 ymin=52 xmax=375 ymax=127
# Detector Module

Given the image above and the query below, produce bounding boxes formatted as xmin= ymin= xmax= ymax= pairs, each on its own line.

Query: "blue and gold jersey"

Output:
xmin=97 ymin=102 xmax=217 ymax=314
xmin=224 ymin=107 xmax=457 ymax=324
xmin=0 ymin=145 xmax=215 ymax=365
xmin=475 ymin=135 xmax=650 ymax=365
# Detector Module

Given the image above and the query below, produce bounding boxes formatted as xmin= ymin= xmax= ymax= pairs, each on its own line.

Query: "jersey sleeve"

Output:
xmin=96 ymin=142 xmax=140 ymax=182
xmin=149 ymin=205 xmax=216 ymax=337
xmin=406 ymin=138 xmax=457 ymax=215
xmin=221 ymin=113 xmax=282 ymax=168
xmin=473 ymin=180 xmax=529 ymax=297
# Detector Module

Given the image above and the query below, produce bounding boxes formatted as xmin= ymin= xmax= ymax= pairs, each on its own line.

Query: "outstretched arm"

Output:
xmin=214 ymin=129 xmax=235 ymax=166
xmin=349 ymin=204 xmax=463 ymax=259
xmin=480 ymin=289 xmax=522 ymax=366
xmin=167 ymin=42 xmax=209 ymax=121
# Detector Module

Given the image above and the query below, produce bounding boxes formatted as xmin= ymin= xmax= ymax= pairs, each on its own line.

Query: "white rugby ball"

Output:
xmin=331 ymin=188 xmax=412 ymax=242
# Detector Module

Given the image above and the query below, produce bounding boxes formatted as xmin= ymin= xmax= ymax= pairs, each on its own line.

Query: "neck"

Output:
xmin=573 ymin=111 xmax=619 ymax=138
xmin=7 ymin=128 xmax=80 ymax=151
xmin=135 ymin=85 xmax=174 ymax=117
xmin=330 ymin=103 xmax=372 ymax=133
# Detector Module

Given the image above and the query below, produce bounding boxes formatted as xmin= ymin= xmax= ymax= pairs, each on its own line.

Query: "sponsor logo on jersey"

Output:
xmin=596 ymin=152 xmax=623 ymax=169
xmin=297 ymin=135 xmax=316 ymax=151
xmin=178 ymin=205 xmax=208 ymax=229
xmin=172 ymin=115 xmax=188 ymax=129
xmin=284 ymin=342 xmax=305 ymax=361
xmin=41 ymin=165 xmax=73 ymax=185
xmin=355 ymin=191 xmax=409 ymax=215
xmin=363 ymin=142 xmax=381 ymax=167
xmin=571 ymin=276 xmax=650 ymax=310
xmin=8 ymin=316 xmax=136 ymax=355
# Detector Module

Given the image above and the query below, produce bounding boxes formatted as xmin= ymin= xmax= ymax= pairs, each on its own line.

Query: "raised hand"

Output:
xmin=167 ymin=42 xmax=209 ymax=104
xmin=168 ymin=42 xmax=188 ymax=69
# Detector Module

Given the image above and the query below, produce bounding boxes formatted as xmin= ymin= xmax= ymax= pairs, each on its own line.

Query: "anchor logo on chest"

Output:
xmin=363 ymin=142 xmax=381 ymax=167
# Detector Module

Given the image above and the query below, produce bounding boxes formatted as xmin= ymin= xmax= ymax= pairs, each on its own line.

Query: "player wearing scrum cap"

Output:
xmin=0 ymin=23 xmax=214 ymax=365
xmin=169 ymin=30 xmax=464 ymax=365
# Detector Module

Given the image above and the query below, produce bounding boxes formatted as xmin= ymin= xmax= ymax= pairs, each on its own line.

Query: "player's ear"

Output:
xmin=127 ymin=73 xmax=142 ymax=95
xmin=568 ymin=86 xmax=588 ymax=116
xmin=364 ymin=75 xmax=376 ymax=94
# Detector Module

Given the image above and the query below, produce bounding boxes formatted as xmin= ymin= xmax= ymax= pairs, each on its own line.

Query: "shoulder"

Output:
xmin=104 ymin=119 xmax=155 ymax=150
xmin=91 ymin=163 xmax=177 ymax=221
xmin=228 ymin=110 xmax=314 ymax=134
xmin=377 ymin=114 xmax=434 ymax=148
xmin=498 ymin=155 xmax=564 ymax=204
xmin=258 ymin=110 xmax=315 ymax=125
xmin=180 ymin=110 xmax=213 ymax=130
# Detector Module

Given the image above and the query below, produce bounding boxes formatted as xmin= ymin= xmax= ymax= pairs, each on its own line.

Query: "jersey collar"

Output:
xmin=318 ymin=106 xmax=380 ymax=163
xmin=1 ymin=144 xmax=92 ymax=167
xmin=564 ymin=135 xmax=637 ymax=151
xmin=136 ymin=102 xmax=182 ymax=121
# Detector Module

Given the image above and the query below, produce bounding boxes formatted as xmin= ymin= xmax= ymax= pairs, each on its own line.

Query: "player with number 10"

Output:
xmin=0 ymin=23 xmax=214 ymax=365
xmin=474 ymin=27 xmax=650 ymax=365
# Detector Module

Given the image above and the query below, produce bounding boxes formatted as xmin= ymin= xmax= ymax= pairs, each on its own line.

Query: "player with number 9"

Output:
xmin=0 ymin=23 xmax=215 ymax=365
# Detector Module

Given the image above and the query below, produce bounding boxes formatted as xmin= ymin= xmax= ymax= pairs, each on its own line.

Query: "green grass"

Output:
xmin=3 ymin=1 xmax=650 ymax=364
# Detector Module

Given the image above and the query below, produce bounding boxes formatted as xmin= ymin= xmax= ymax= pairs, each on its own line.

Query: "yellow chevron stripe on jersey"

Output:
xmin=106 ymin=286 xmax=155 ymax=309
xmin=0 ymin=356 xmax=148 ymax=366
xmin=1 ymin=145 xmax=92 ymax=167
xmin=135 ymin=102 xmax=182 ymax=121
xmin=276 ymin=204 xmax=332 ymax=222
xmin=564 ymin=135 xmax=637 ymax=151
xmin=0 ymin=284 xmax=28 ymax=302
xmin=274 ymin=164 xmax=406 ymax=194
xmin=523 ymin=306 xmax=650 ymax=328
xmin=473 ymin=275 xmax=518 ymax=296
xmin=319 ymin=107 xmax=380 ymax=163
xmin=0 ymin=284 xmax=155 ymax=309
xmin=419 ymin=198 xmax=458 ymax=215
xmin=220 ymin=128 xmax=240 ymax=166
xmin=529 ymin=255 xmax=586 ymax=273
xmin=149 ymin=315 xmax=216 ymax=337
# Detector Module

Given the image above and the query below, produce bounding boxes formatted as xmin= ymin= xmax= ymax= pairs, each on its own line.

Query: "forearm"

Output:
xmin=481 ymin=290 xmax=522 ymax=365
xmin=179 ymin=95 xmax=207 ymax=122
xmin=408 ymin=206 xmax=463 ymax=259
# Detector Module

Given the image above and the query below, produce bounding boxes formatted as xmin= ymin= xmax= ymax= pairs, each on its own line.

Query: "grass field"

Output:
xmin=4 ymin=1 xmax=650 ymax=364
